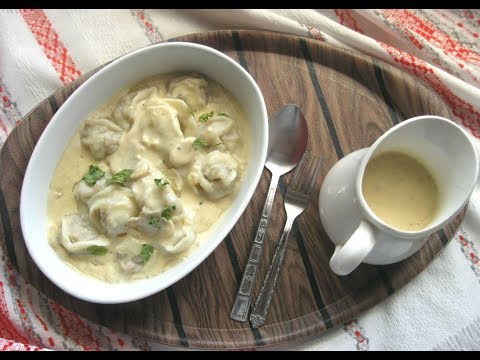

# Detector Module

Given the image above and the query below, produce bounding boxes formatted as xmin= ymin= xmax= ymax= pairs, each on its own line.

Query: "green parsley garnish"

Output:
xmin=193 ymin=138 xmax=208 ymax=150
xmin=107 ymin=169 xmax=133 ymax=186
xmin=186 ymin=104 xmax=195 ymax=116
xmin=154 ymin=178 xmax=169 ymax=188
xmin=161 ymin=205 xmax=177 ymax=220
xmin=198 ymin=111 xmax=229 ymax=122
xmin=140 ymin=244 xmax=154 ymax=263
xmin=198 ymin=111 xmax=214 ymax=122
xmin=210 ymin=142 xmax=222 ymax=148
xmin=87 ymin=245 xmax=108 ymax=256
xmin=148 ymin=216 xmax=160 ymax=226
xmin=82 ymin=165 xmax=105 ymax=186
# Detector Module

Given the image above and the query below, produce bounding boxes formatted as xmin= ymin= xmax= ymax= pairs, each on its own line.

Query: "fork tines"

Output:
xmin=288 ymin=151 xmax=322 ymax=198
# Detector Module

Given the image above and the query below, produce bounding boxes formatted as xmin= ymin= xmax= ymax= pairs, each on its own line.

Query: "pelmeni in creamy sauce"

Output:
xmin=47 ymin=72 xmax=251 ymax=282
xmin=362 ymin=151 xmax=439 ymax=231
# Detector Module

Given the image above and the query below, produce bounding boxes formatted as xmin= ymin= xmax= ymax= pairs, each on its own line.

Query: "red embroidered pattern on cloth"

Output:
xmin=344 ymin=320 xmax=369 ymax=351
xmin=457 ymin=230 xmax=480 ymax=281
xmin=19 ymin=9 xmax=82 ymax=85
xmin=437 ymin=10 xmax=480 ymax=42
xmin=457 ymin=10 xmax=480 ymax=30
xmin=0 ymin=281 xmax=30 ymax=346
xmin=334 ymin=9 xmax=364 ymax=34
xmin=0 ymin=81 xmax=21 ymax=140
xmin=0 ymin=81 xmax=21 ymax=123
xmin=0 ymin=114 xmax=8 ymax=137
xmin=0 ymin=338 xmax=44 ymax=351
xmin=130 ymin=9 xmax=164 ymax=44
xmin=334 ymin=9 xmax=480 ymax=138
xmin=25 ymin=288 xmax=49 ymax=333
xmin=48 ymin=300 xmax=102 ymax=351
xmin=306 ymin=26 xmax=325 ymax=41
xmin=378 ymin=41 xmax=480 ymax=138
xmin=379 ymin=9 xmax=480 ymax=64
xmin=3 ymin=261 xmax=47 ymax=349
xmin=374 ymin=10 xmax=480 ymax=87
xmin=0 ymin=266 xmax=133 ymax=350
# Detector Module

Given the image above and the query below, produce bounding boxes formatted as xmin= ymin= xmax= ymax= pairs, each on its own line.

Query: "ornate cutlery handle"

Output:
xmin=249 ymin=216 xmax=294 ymax=328
xmin=230 ymin=172 xmax=280 ymax=322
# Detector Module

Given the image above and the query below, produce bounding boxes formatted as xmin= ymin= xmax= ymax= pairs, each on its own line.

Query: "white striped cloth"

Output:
xmin=0 ymin=9 xmax=479 ymax=351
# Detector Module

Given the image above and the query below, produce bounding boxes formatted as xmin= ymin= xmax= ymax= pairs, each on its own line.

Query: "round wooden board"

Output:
xmin=0 ymin=30 xmax=464 ymax=349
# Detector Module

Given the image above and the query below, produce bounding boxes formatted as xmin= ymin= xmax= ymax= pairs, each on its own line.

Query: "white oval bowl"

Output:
xmin=20 ymin=42 xmax=268 ymax=304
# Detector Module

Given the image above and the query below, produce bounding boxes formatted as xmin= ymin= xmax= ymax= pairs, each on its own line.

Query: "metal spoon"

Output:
xmin=230 ymin=104 xmax=308 ymax=322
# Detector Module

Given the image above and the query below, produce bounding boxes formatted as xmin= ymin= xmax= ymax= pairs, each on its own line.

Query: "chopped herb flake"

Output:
xmin=193 ymin=138 xmax=208 ymax=150
xmin=87 ymin=245 xmax=108 ymax=256
xmin=148 ymin=216 xmax=160 ymax=226
xmin=198 ymin=111 xmax=214 ymax=122
xmin=154 ymin=178 xmax=169 ymax=188
xmin=82 ymin=165 xmax=105 ymax=186
xmin=186 ymin=104 xmax=195 ymax=116
xmin=161 ymin=205 xmax=176 ymax=220
xmin=107 ymin=169 xmax=133 ymax=186
xmin=140 ymin=244 xmax=154 ymax=263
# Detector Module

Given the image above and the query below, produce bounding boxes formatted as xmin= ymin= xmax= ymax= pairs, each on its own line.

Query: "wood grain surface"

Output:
xmin=0 ymin=30 xmax=463 ymax=349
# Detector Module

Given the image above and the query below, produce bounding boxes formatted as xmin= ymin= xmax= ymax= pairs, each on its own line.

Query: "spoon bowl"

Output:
xmin=266 ymin=104 xmax=309 ymax=173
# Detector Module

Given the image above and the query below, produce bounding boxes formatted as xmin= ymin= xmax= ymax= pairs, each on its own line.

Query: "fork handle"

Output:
xmin=249 ymin=216 xmax=295 ymax=328
xmin=230 ymin=172 xmax=280 ymax=322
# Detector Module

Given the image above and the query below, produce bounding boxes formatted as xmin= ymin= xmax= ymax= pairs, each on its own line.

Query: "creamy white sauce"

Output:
xmin=47 ymin=72 xmax=251 ymax=282
xmin=362 ymin=151 xmax=439 ymax=231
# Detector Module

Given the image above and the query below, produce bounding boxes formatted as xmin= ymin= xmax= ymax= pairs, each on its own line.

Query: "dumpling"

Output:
xmin=169 ymin=137 xmax=196 ymax=168
xmin=131 ymin=169 xmax=183 ymax=238
xmin=158 ymin=226 xmax=195 ymax=255
xmin=112 ymin=87 xmax=157 ymax=130
xmin=110 ymin=97 xmax=190 ymax=172
xmin=162 ymin=98 xmax=198 ymax=133
xmin=161 ymin=167 xmax=184 ymax=194
xmin=167 ymin=75 xmax=208 ymax=111
xmin=130 ymin=214 xmax=175 ymax=238
xmin=131 ymin=169 xmax=182 ymax=214
xmin=136 ymin=97 xmax=184 ymax=157
xmin=87 ymin=186 xmax=138 ymax=237
xmin=80 ymin=116 xmax=124 ymax=159
xmin=107 ymin=145 xmax=151 ymax=181
xmin=130 ymin=169 xmax=183 ymax=236
xmin=75 ymin=176 xmax=109 ymax=205
xmin=61 ymin=213 xmax=109 ymax=254
xmin=188 ymin=150 xmax=239 ymax=200
xmin=192 ymin=115 xmax=240 ymax=151
xmin=129 ymin=165 xmax=196 ymax=255
xmin=115 ymin=237 xmax=150 ymax=274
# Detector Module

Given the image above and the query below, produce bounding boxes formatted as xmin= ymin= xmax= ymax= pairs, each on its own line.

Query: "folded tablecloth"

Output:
xmin=1 ymin=9 xmax=479 ymax=351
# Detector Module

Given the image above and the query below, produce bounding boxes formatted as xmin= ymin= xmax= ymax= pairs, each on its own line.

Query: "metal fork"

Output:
xmin=249 ymin=151 xmax=322 ymax=328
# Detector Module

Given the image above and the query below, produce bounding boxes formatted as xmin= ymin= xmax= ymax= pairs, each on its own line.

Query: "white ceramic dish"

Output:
xmin=320 ymin=116 xmax=479 ymax=275
xmin=20 ymin=42 xmax=268 ymax=304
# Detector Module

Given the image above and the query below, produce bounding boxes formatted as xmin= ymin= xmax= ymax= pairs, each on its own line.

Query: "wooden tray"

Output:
xmin=0 ymin=30 xmax=464 ymax=349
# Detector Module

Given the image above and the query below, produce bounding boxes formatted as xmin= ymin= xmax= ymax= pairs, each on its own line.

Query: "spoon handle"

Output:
xmin=250 ymin=216 xmax=294 ymax=328
xmin=230 ymin=171 xmax=280 ymax=322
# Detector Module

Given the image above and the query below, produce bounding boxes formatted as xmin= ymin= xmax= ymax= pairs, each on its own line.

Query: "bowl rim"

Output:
xmin=20 ymin=41 xmax=268 ymax=304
